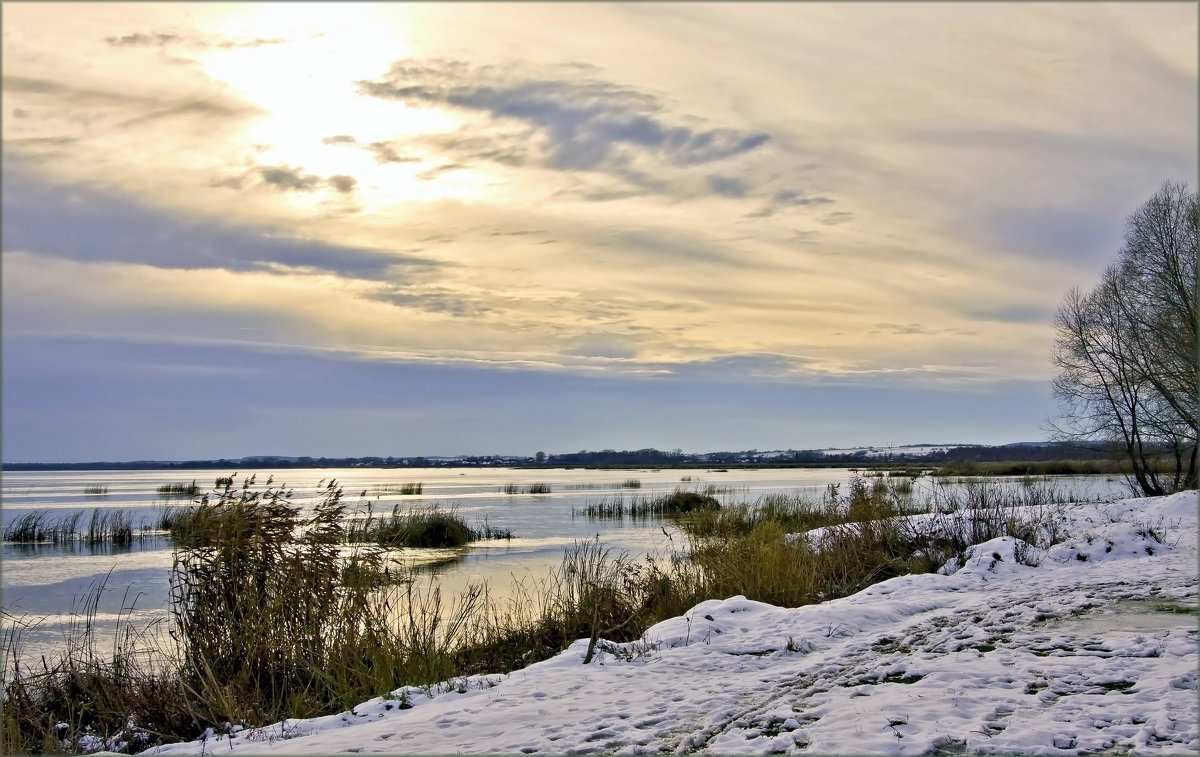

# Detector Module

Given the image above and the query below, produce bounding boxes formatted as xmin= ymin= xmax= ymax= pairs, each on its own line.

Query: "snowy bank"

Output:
xmin=141 ymin=492 xmax=1198 ymax=756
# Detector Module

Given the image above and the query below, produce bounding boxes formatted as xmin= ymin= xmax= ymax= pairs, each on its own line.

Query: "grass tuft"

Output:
xmin=348 ymin=504 xmax=510 ymax=547
xmin=156 ymin=482 xmax=199 ymax=498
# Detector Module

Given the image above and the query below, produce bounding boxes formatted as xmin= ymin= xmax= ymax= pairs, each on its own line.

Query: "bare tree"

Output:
xmin=1051 ymin=182 xmax=1198 ymax=495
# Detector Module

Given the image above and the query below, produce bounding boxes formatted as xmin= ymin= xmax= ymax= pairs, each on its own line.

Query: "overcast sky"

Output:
xmin=2 ymin=3 xmax=1196 ymax=462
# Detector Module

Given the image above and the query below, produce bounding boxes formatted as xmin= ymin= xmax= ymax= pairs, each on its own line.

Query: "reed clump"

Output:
xmin=369 ymin=482 xmax=424 ymax=496
xmin=347 ymin=504 xmax=511 ymax=548
xmin=3 ymin=509 xmax=144 ymax=547
xmin=576 ymin=487 xmax=722 ymax=519
xmin=156 ymin=482 xmax=199 ymax=498
xmin=501 ymin=483 xmax=551 ymax=495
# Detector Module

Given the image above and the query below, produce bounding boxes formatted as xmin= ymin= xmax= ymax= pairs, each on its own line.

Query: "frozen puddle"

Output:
xmin=1048 ymin=599 xmax=1198 ymax=635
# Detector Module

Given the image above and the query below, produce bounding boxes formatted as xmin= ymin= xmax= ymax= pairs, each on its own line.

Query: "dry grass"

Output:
xmin=2 ymin=474 xmax=1084 ymax=754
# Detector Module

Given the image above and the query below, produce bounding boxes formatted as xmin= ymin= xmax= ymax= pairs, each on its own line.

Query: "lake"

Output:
xmin=1 ymin=466 xmax=1127 ymax=663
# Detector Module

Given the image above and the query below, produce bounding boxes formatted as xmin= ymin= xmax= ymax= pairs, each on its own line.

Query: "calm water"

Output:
xmin=1 ymin=467 xmax=1127 ymax=661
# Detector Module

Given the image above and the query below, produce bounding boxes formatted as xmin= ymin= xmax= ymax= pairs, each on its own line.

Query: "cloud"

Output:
xmin=212 ymin=164 xmax=360 ymax=195
xmin=745 ymin=188 xmax=836 ymax=218
xmin=1 ymin=73 xmax=262 ymax=147
xmin=706 ymin=175 xmax=748 ymax=198
xmin=327 ymin=174 xmax=358 ymax=194
xmin=105 ymin=32 xmax=179 ymax=47
xmin=964 ymin=303 xmax=1057 ymax=325
xmin=103 ymin=30 xmax=295 ymax=50
xmin=418 ymin=132 xmax=532 ymax=168
xmin=3 ymin=74 xmax=154 ymax=105
xmin=771 ymin=189 xmax=834 ymax=207
xmin=356 ymin=60 xmax=770 ymax=172
xmin=322 ymin=134 xmax=422 ymax=165
xmin=1 ymin=168 xmax=417 ymax=278
xmin=259 ymin=165 xmax=323 ymax=191
xmin=117 ymin=99 xmax=259 ymax=129
xmin=416 ymin=163 xmax=465 ymax=181
xmin=616 ymin=229 xmax=761 ymax=270
xmin=366 ymin=141 xmax=420 ymax=164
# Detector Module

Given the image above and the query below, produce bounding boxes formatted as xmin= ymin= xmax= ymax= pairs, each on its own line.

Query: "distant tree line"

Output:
xmin=3 ymin=442 xmax=1115 ymax=471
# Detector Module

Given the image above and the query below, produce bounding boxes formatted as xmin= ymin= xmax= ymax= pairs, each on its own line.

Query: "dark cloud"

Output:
xmin=771 ymin=189 xmax=833 ymax=207
xmin=12 ymin=107 xmax=29 ymax=118
xmin=561 ymin=337 xmax=639 ymax=361
xmin=745 ymin=189 xmax=835 ymax=218
xmin=869 ymin=323 xmax=933 ymax=336
xmin=259 ymin=165 xmax=323 ymax=191
xmin=105 ymin=32 xmax=179 ymax=47
xmin=707 ymin=175 xmax=748 ymax=198
xmin=5 ymin=136 xmax=75 ymax=147
xmin=2 ymin=167 xmax=417 ymax=278
xmin=214 ymin=164 xmax=358 ymax=195
xmin=367 ymin=141 xmax=421 ymax=164
xmin=117 ymin=99 xmax=259 ymax=129
xmin=211 ymin=36 xmax=291 ymax=50
xmin=327 ymin=174 xmax=358 ymax=194
xmin=321 ymin=135 xmax=421 ymax=165
xmin=3 ymin=74 xmax=153 ymax=105
xmin=366 ymin=287 xmax=491 ymax=318
xmin=416 ymin=163 xmax=464 ymax=181
xmin=103 ymin=30 xmax=295 ymax=50
xmin=356 ymin=60 xmax=770 ymax=172
xmin=822 ymin=211 xmax=854 ymax=226
xmin=2 ymin=74 xmax=262 ymax=134
xmin=418 ymin=131 xmax=532 ymax=168
xmin=0 ymin=137 xmax=77 ymax=164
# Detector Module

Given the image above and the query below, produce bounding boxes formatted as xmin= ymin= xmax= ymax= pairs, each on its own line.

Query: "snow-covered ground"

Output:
xmin=142 ymin=491 xmax=1198 ymax=756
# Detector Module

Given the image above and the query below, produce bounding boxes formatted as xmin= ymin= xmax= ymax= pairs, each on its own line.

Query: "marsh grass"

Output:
xmin=575 ymin=487 xmax=723 ymax=520
xmin=3 ymin=509 xmax=147 ymax=547
xmin=563 ymin=479 xmax=642 ymax=491
xmin=347 ymin=504 xmax=511 ymax=547
xmin=369 ymin=482 xmax=423 ymax=496
xmin=2 ymin=576 xmax=197 ymax=755
xmin=156 ymin=482 xmax=199 ymax=498
xmin=3 ymin=510 xmax=80 ymax=543
xmin=4 ymin=475 xmax=1089 ymax=754
xmin=501 ymin=483 xmax=551 ymax=495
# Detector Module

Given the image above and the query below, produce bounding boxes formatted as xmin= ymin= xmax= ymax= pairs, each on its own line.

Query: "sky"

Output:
xmin=2 ymin=3 xmax=1196 ymax=463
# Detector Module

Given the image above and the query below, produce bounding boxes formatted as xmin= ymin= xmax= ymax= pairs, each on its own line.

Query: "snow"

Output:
xmin=138 ymin=491 xmax=1198 ymax=756
xmin=819 ymin=445 xmax=967 ymax=458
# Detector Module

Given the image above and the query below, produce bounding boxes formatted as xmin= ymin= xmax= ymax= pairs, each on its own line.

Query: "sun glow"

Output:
xmin=194 ymin=4 xmax=479 ymax=203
